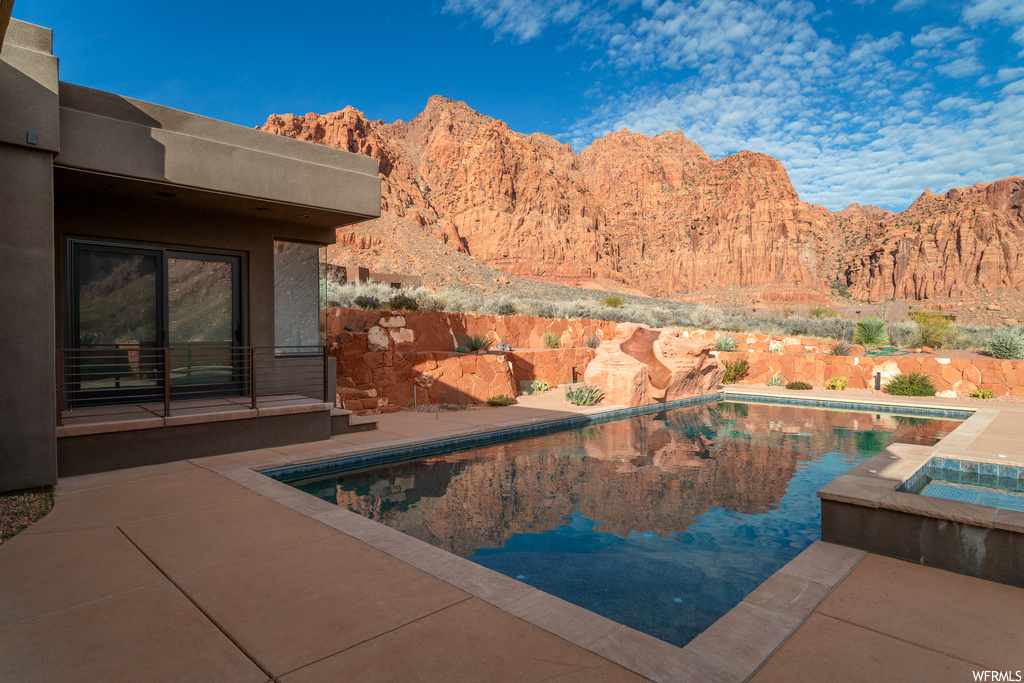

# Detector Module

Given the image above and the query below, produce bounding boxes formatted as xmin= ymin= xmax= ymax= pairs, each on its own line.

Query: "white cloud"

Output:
xmin=893 ymin=0 xmax=926 ymax=12
xmin=446 ymin=0 xmax=1024 ymax=210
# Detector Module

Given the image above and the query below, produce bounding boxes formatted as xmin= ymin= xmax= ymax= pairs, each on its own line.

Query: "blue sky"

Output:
xmin=13 ymin=0 xmax=1023 ymax=211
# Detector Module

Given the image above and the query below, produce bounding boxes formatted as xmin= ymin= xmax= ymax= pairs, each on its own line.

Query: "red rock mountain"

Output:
xmin=260 ymin=96 xmax=1024 ymax=311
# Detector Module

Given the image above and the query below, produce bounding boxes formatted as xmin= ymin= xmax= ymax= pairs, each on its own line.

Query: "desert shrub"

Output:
xmin=352 ymin=295 xmax=381 ymax=310
xmin=623 ymin=306 xmax=659 ymax=328
xmin=722 ymin=318 xmax=750 ymax=333
xmin=691 ymin=304 xmax=724 ymax=330
xmin=825 ymin=376 xmax=848 ymax=390
xmin=853 ymin=316 xmax=889 ymax=347
xmin=325 ymin=280 xmax=395 ymax=308
xmin=487 ymin=395 xmax=517 ymax=406
xmin=987 ymin=329 xmax=1024 ymax=360
xmin=533 ymin=302 xmax=557 ymax=319
xmin=948 ymin=325 xmax=995 ymax=350
xmin=786 ymin=381 xmax=813 ymax=390
xmin=461 ymin=335 xmax=493 ymax=352
xmin=565 ymin=385 xmax=604 ymax=406
xmin=542 ymin=332 xmax=561 ymax=348
xmin=767 ymin=372 xmax=784 ymax=386
xmin=557 ymin=300 xmax=600 ymax=321
xmin=883 ymin=372 xmax=936 ymax=397
xmin=810 ymin=306 xmax=838 ymax=319
xmin=969 ymin=389 xmax=996 ymax=399
xmin=496 ymin=301 xmax=517 ymax=316
xmin=671 ymin=310 xmax=693 ymax=327
xmin=385 ymin=292 xmax=419 ymax=312
xmin=769 ymin=345 xmax=786 ymax=354
xmin=714 ymin=334 xmax=737 ymax=351
xmin=530 ymin=380 xmax=550 ymax=392
xmin=828 ymin=339 xmax=851 ymax=356
xmin=585 ymin=335 xmax=601 ymax=348
xmin=722 ymin=359 xmax=750 ymax=384
xmin=602 ymin=295 xmax=625 ymax=309
xmin=886 ymin=322 xmax=918 ymax=348
xmin=455 ymin=345 xmax=469 ymax=354
xmin=783 ymin=316 xmax=809 ymax=336
xmin=910 ymin=311 xmax=954 ymax=348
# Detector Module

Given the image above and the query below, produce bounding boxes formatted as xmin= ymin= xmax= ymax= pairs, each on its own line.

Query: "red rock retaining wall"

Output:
xmin=718 ymin=351 xmax=1024 ymax=397
xmin=325 ymin=307 xmax=616 ymax=350
xmin=326 ymin=307 xmax=612 ymax=411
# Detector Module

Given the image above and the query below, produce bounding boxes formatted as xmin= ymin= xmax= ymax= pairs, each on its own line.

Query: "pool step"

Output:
xmin=330 ymin=408 xmax=377 ymax=435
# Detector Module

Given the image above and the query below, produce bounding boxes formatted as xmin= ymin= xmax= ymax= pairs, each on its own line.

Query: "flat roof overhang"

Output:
xmin=54 ymin=82 xmax=381 ymax=231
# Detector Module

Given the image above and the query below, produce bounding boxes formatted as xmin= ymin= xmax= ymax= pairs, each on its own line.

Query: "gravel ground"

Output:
xmin=0 ymin=491 xmax=54 ymax=545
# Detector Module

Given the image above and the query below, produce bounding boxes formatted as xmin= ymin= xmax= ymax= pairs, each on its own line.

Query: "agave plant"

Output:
xmin=828 ymin=339 xmax=851 ymax=356
xmin=461 ymin=335 xmax=493 ymax=353
xmin=713 ymin=334 xmax=737 ymax=352
xmin=853 ymin=316 xmax=889 ymax=347
xmin=565 ymin=385 xmax=604 ymax=406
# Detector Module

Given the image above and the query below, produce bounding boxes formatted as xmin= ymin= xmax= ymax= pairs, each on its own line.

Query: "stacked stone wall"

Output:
xmin=718 ymin=351 xmax=1024 ymax=397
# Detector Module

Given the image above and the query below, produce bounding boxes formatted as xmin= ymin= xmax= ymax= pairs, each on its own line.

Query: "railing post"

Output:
xmin=323 ymin=346 xmax=330 ymax=403
xmin=55 ymin=349 xmax=63 ymax=427
xmin=250 ymin=347 xmax=257 ymax=410
xmin=163 ymin=348 xmax=171 ymax=417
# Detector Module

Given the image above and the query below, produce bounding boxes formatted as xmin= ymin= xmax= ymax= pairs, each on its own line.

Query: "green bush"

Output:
xmin=543 ymin=333 xmax=561 ymax=348
xmin=969 ymin=389 xmax=996 ymax=399
xmin=601 ymin=295 xmax=625 ymax=309
xmin=767 ymin=372 xmax=784 ymax=386
xmin=883 ymin=372 xmax=937 ymax=397
xmin=530 ymin=380 xmax=550 ymax=392
xmin=810 ymin=306 xmax=839 ymax=319
xmin=565 ymin=385 xmax=604 ymax=406
xmin=853 ymin=316 xmax=889 ymax=347
xmin=828 ymin=339 xmax=851 ymax=356
xmin=786 ymin=381 xmax=813 ymax=390
xmin=462 ymin=335 xmax=493 ymax=352
xmin=585 ymin=335 xmax=601 ymax=348
xmin=714 ymin=334 xmax=737 ymax=352
xmin=722 ymin=359 xmax=750 ymax=384
xmin=987 ymin=329 xmax=1024 ymax=360
xmin=825 ymin=376 xmax=848 ymax=390
xmin=910 ymin=311 xmax=954 ymax=348
xmin=496 ymin=301 xmax=517 ymax=316
xmin=455 ymin=345 xmax=469 ymax=354
xmin=486 ymin=395 xmax=517 ymax=406
xmin=386 ymin=293 xmax=419 ymax=312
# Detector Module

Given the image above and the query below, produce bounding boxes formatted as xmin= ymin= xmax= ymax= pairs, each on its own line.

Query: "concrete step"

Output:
xmin=330 ymin=408 xmax=377 ymax=435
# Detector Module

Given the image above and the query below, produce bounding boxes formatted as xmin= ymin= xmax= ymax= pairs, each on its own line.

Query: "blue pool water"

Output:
xmin=293 ymin=401 xmax=960 ymax=648
xmin=902 ymin=457 xmax=1024 ymax=513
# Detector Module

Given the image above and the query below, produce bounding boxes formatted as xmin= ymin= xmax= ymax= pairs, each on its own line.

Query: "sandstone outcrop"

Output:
xmin=262 ymin=98 xmax=1023 ymax=309
xmin=584 ymin=324 xmax=724 ymax=406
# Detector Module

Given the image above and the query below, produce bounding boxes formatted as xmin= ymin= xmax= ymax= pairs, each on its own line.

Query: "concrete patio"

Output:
xmin=1 ymin=388 xmax=1022 ymax=681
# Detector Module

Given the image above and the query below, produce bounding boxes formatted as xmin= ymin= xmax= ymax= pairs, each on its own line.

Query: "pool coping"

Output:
xmin=199 ymin=389 xmax=997 ymax=682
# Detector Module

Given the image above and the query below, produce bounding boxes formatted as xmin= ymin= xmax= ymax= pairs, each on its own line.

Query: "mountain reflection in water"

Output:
xmin=295 ymin=401 xmax=959 ymax=647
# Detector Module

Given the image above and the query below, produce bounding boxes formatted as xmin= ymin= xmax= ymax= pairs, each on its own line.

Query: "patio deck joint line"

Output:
xmin=274 ymin=594 xmax=477 ymax=679
xmin=114 ymin=526 xmax=276 ymax=680
xmin=742 ymin=550 xmax=868 ymax=682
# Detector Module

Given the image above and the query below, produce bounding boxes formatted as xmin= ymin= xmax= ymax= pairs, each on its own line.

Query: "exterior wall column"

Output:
xmin=0 ymin=19 xmax=60 ymax=491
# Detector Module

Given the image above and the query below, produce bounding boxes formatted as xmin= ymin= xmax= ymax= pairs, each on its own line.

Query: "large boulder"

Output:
xmin=584 ymin=323 xmax=724 ymax=406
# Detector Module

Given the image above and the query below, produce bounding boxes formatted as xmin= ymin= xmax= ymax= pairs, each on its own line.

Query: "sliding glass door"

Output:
xmin=68 ymin=240 xmax=242 ymax=404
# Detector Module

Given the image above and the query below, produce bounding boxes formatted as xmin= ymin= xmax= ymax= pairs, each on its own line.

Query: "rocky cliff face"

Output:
xmin=260 ymin=97 xmax=1024 ymax=309
xmin=842 ymin=178 xmax=1024 ymax=300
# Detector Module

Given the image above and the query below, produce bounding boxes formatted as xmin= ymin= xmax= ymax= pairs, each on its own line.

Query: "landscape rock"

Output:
xmin=584 ymin=323 xmax=724 ymax=407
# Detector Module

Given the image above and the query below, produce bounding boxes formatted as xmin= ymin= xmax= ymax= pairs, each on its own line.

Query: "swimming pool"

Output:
xmin=290 ymin=400 xmax=961 ymax=648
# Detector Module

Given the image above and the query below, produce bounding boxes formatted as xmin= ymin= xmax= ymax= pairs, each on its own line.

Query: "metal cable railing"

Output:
xmin=56 ymin=344 xmax=329 ymax=425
